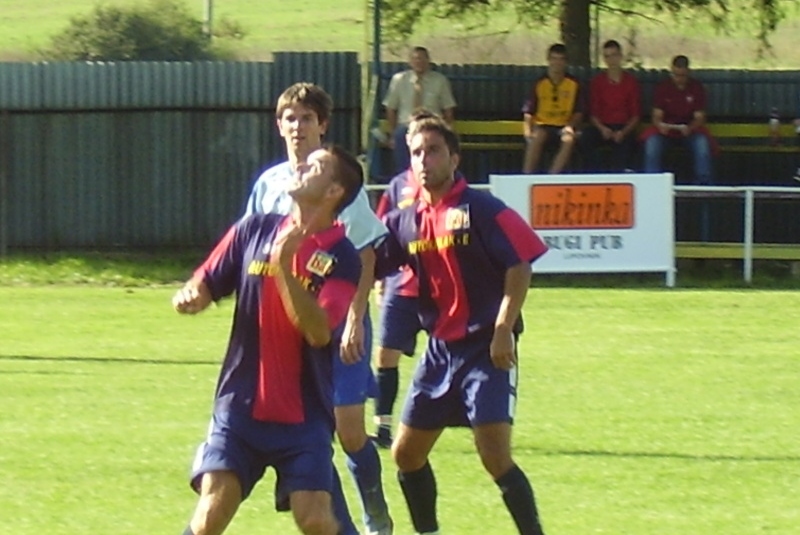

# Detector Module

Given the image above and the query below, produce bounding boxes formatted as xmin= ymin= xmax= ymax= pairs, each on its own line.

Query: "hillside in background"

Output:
xmin=1 ymin=0 xmax=799 ymax=67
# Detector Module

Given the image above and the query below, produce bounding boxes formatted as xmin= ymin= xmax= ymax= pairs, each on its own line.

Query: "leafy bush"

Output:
xmin=42 ymin=0 xmax=244 ymax=61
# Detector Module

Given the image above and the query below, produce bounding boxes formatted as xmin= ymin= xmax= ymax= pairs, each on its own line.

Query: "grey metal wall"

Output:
xmin=1 ymin=56 xmax=798 ymax=250
xmin=0 ymin=53 xmax=361 ymax=250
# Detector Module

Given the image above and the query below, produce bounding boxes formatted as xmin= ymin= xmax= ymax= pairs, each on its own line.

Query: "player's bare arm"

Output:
xmin=340 ymin=246 xmax=376 ymax=364
xmin=172 ymin=278 xmax=213 ymax=315
xmin=490 ymin=262 xmax=532 ymax=370
xmin=274 ymin=225 xmax=332 ymax=347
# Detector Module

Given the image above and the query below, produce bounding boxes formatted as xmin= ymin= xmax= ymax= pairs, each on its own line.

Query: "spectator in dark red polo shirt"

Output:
xmin=580 ymin=39 xmax=641 ymax=172
xmin=641 ymin=54 xmax=714 ymax=184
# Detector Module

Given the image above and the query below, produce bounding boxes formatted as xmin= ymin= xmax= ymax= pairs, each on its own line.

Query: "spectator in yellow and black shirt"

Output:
xmin=522 ymin=43 xmax=584 ymax=174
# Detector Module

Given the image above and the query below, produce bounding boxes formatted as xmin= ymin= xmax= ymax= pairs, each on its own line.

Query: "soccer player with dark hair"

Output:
xmin=173 ymin=145 xmax=364 ymax=535
xmin=244 ymin=82 xmax=392 ymax=535
xmin=375 ymin=116 xmax=550 ymax=535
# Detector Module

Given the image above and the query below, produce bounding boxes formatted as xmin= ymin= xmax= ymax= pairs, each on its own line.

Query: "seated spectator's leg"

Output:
xmin=523 ymin=126 xmax=547 ymax=174
xmin=643 ymin=133 xmax=666 ymax=173
xmin=578 ymin=125 xmax=603 ymax=172
xmin=550 ymin=127 xmax=576 ymax=174
xmin=688 ymin=132 xmax=713 ymax=185
xmin=392 ymin=124 xmax=410 ymax=174
xmin=618 ymin=130 xmax=638 ymax=172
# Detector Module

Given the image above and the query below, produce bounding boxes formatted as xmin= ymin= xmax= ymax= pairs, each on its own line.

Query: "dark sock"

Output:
xmin=182 ymin=527 xmax=195 ymax=535
xmin=345 ymin=440 xmax=390 ymax=529
xmin=375 ymin=367 xmax=399 ymax=418
xmin=495 ymin=464 xmax=545 ymax=535
xmin=331 ymin=465 xmax=360 ymax=535
xmin=398 ymin=461 xmax=438 ymax=533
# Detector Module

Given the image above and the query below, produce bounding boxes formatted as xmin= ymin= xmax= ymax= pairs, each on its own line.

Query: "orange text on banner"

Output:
xmin=530 ymin=183 xmax=634 ymax=229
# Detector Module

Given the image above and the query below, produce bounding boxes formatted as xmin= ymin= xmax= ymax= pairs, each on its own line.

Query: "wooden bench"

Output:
xmin=377 ymin=119 xmax=800 ymax=154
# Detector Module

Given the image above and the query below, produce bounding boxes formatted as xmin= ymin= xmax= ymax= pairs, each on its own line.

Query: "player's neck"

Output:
xmin=421 ymin=177 xmax=455 ymax=205
xmin=292 ymin=204 xmax=334 ymax=234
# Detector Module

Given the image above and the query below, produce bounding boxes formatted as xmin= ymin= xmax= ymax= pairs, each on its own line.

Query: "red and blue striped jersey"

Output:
xmin=377 ymin=178 xmax=548 ymax=341
xmin=195 ymin=213 xmax=361 ymax=429
xmin=375 ymin=169 xmax=420 ymax=298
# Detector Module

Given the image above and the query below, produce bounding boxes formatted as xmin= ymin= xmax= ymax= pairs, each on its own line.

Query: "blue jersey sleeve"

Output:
xmin=374 ymin=210 xmax=410 ymax=280
xmin=338 ymin=188 xmax=388 ymax=250
xmin=471 ymin=191 xmax=548 ymax=268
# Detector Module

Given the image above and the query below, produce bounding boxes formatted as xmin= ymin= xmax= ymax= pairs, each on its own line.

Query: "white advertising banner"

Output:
xmin=490 ymin=173 xmax=675 ymax=286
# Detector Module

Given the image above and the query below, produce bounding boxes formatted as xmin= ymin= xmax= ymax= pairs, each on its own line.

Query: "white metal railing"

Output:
xmin=674 ymin=185 xmax=800 ymax=282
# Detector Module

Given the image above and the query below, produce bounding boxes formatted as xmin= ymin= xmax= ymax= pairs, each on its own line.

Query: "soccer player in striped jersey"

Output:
xmin=173 ymin=145 xmax=363 ymax=535
xmin=376 ymin=115 xmax=549 ymax=535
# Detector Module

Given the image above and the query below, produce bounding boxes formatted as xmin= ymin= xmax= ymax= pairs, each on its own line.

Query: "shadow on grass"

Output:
xmin=0 ymin=354 xmax=218 ymax=366
xmin=514 ymin=446 xmax=800 ymax=463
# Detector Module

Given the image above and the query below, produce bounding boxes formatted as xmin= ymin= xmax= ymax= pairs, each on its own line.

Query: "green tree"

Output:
xmin=381 ymin=0 xmax=786 ymax=67
xmin=42 ymin=0 xmax=243 ymax=61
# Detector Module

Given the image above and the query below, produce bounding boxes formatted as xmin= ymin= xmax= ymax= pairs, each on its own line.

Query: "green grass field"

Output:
xmin=1 ymin=271 xmax=798 ymax=534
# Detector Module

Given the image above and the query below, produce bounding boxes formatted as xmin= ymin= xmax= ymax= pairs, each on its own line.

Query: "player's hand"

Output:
xmin=612 ymin=130 xmax=624 ymax=144
xmin=679 ymin=124 xmax=691 ymax=137
xmin=656 ymin=123 xmax=670 ymax=136
xmin=339 ymin=314 xmax=364 ymax=365
xmin=172 ymin=282 xmax=212 ymax=314
xmin=274 ymin=224 xmax=305 ymax=268
xmin=490 ymin=325 xmax=517 ymax=371
xmin=601 ymin=126 xmax=613 ymax=140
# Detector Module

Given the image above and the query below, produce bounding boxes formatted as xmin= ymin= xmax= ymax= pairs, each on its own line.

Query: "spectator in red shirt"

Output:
xmin=580 ymin=40 xmax=641 ymax=172
xmin=641 ymin=55 xmax=714 ymax=184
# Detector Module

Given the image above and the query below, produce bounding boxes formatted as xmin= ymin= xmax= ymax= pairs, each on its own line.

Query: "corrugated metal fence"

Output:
xmin=0 ymin=53 xmax=361 ymax=251
xmin=1 ymin=54 xmax=798 ymax=250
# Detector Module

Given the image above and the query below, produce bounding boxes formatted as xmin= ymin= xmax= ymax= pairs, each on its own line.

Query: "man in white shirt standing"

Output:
xmin=382 ymin=47 xmax=457 ymax=174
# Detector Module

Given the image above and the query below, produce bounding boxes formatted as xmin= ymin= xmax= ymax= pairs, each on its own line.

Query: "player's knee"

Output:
xmin=192 ymin=493 xmax=237 ymax=533
xmin=391 ymin=441 xmax=425 ymax=472
xmin=294 ymin=507 xmax=336 ymax=535
xmin=336 ymin=426 xmax=367 ymax=453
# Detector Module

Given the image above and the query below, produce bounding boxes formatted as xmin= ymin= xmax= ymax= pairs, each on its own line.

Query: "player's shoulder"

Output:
xmin=254 ymin=160 xmax=292 ymax=184
xmin=564 ymin=73 xmax=581 ymax=86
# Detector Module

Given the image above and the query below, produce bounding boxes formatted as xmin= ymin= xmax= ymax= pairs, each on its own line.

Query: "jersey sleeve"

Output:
xmin=337 ymin=188 xmax=388 ymax=250
xmin=474 ymin=193 xmax=548 ymax=268
xmin=243 ymin=178 xmax=266 ymax=217
xmin=193 ymin=222 xmax=247 ymax=300
xmin=316 ymin=243 xmax=361 ymax=329
xmin=374 ymin=210 xmax=410 ymax=280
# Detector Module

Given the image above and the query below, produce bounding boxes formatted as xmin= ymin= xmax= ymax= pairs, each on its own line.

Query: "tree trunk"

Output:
xmin=560 ymin=0 xmax=592 ymax=68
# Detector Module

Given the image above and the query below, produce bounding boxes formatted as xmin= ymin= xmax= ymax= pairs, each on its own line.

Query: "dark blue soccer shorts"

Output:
xmin=333 ymin=310 xmax=377 ymax=406
xmin=377 ymin=294 xmax=422 ymax=356
xmin=190 ymin=410 xmax=334 ymax=500
xmin=400 ymin=327 xmax=519 ymax=429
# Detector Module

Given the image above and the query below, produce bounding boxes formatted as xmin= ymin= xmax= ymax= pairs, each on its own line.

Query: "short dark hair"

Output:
xmin=603 ymin=39 xmax=621 ymax=51
xmin=276 ymin=83 xmax=333 ymax=125
xmin=406 ymin=115 xmax=460 ymax=156
xmin=324 ymin=144 xmax=363 ymax=214
xmin=548 ymin=43 xmax=567 ymax=58
xmin=672 ymin=55 xmax=690 ymax=69
xmin=411 ymin=46 xmax=430 ymax=58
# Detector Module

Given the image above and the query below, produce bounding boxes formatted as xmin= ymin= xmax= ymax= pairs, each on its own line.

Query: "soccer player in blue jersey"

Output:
xmin=375 ymin=115 xmax=550 ymax=535
xmin=371 ymin=166 xmax=422 ymax=449
xmin=173 ymin=145 xmax=364 ymax=535
xmin=244 ymin=82 xmax=392 ymax=535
